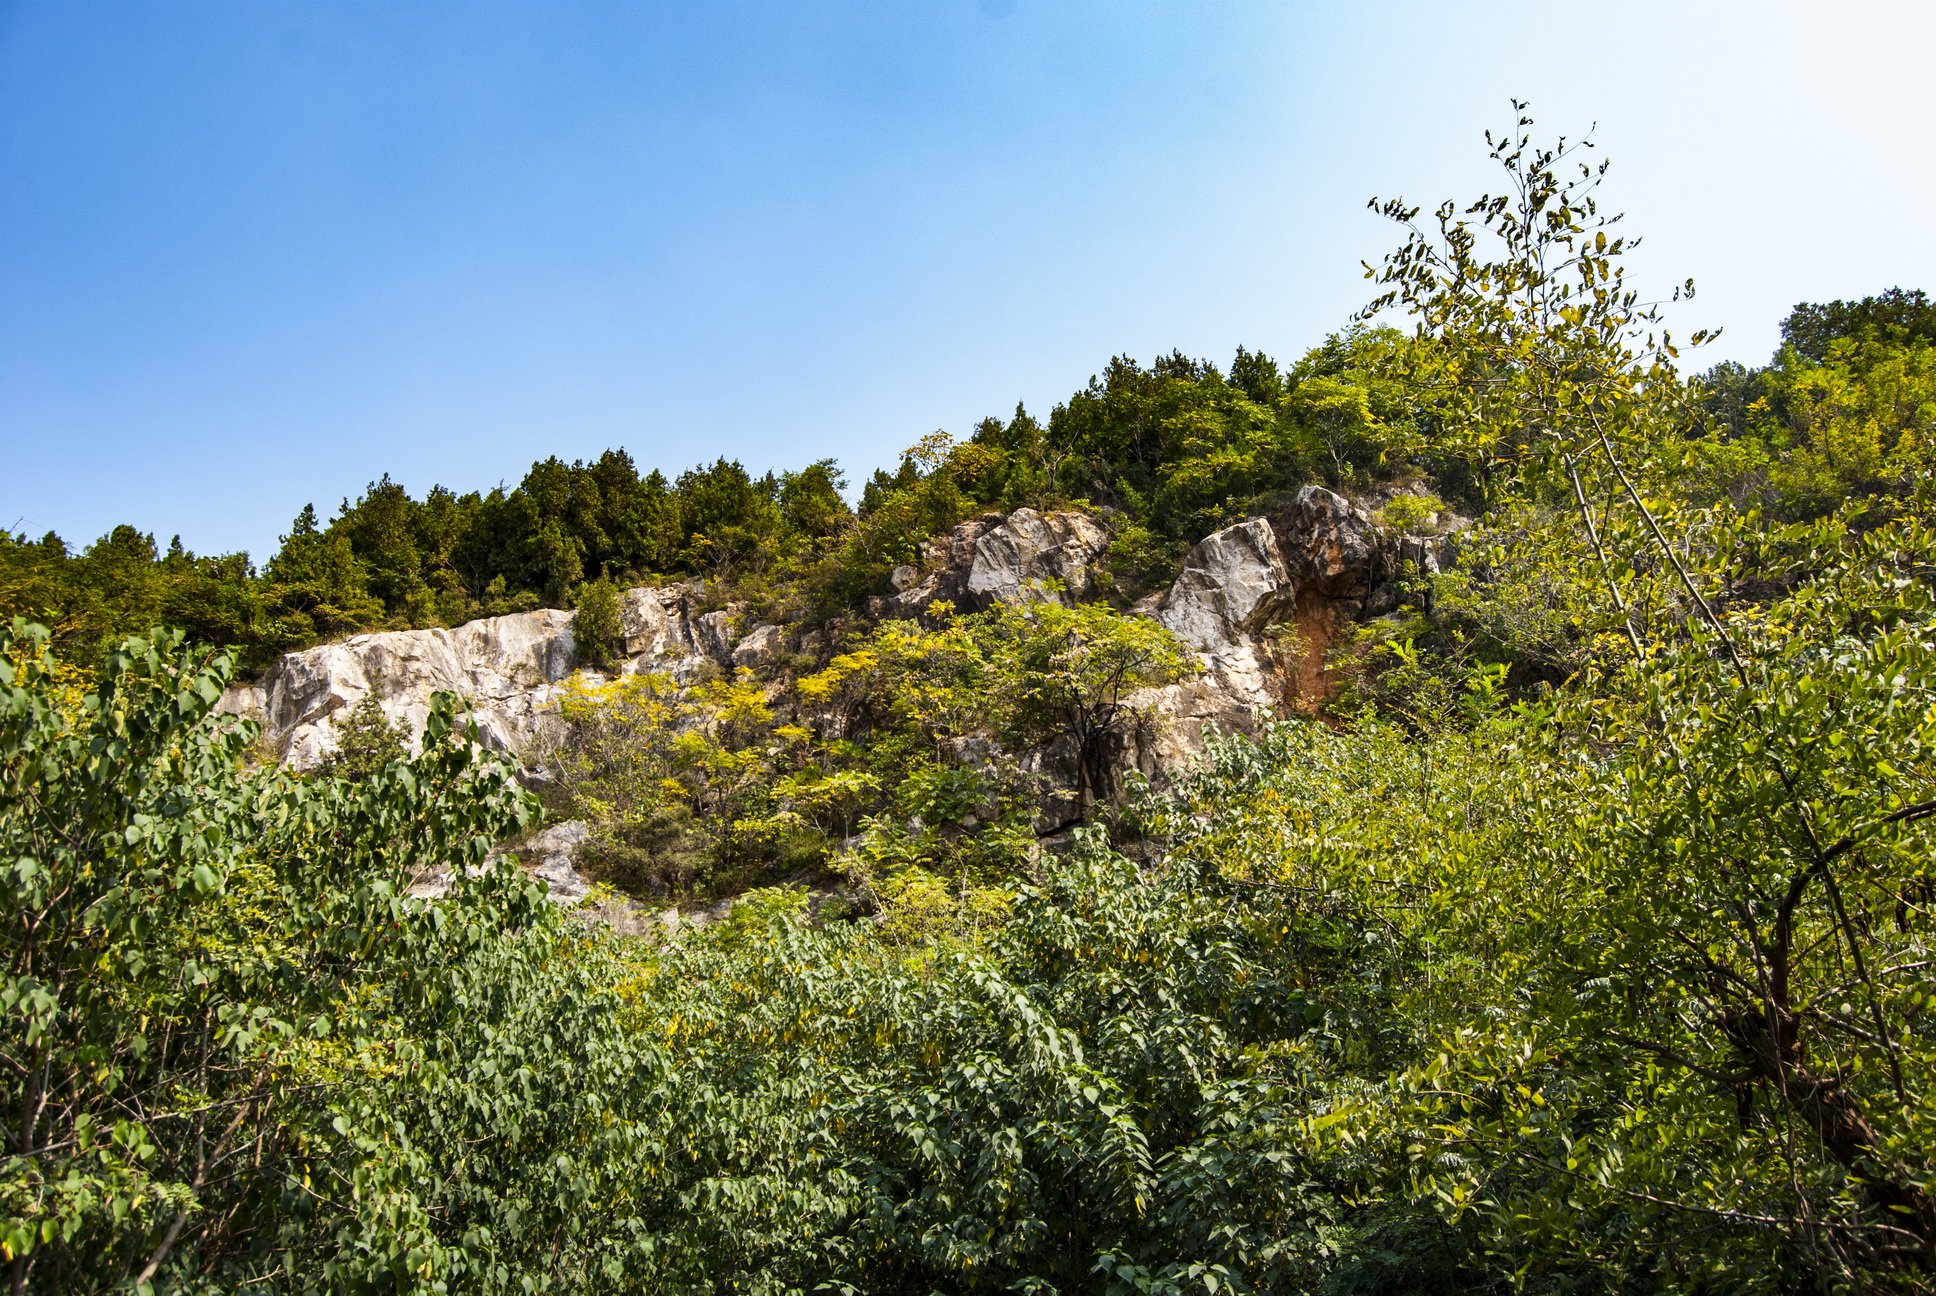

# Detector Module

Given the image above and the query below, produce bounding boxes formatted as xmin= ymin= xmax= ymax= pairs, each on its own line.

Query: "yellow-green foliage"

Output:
xmin=1753 ymin=337 xmax=1935 ymax=518
xmin=542 ymin=596 xmax=1188 ymax=909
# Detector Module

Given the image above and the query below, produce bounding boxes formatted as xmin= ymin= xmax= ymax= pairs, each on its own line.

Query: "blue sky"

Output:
xmin=3 ymin=0 xmax=1933 ymax=560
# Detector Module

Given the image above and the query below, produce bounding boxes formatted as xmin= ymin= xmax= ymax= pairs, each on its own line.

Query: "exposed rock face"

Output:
xmin=1277 ymin=485 xmax=1376 ymax=591
xmin=964 ymin=508 xmax=1110 ymax=609
xmin=893 ymin=507 xmax=1109 ymax=613
xmin=1128 ymin=521 xmax=1299 ymax=768
xmin=620 ymin=584 xmax=696 ymax=658
xmin=220 ymin=588 xmax=717 ymax=771
xmin=878 ymin=499 xmax=1395 ymax=773
xmin=693 ymin=607 xmax=744 ymax=664
xmin=410 ymin=819 xmax=591 ymax=903
xmin=1143 ymin=518 xmax=1295 ymax=652
xmin=525 ymin=819 xmax=593 ymax=901
xmin=226 ymin=490 xmax=1426 ymax=909
xmin=732 ymin=624 xmax=787 ymax=669
xmin=217 ymin=609 xmax=581 ymax=769
xmin=1270 ymin=487 xmax=1381 ymax=705
xmin=1121 ymin=494 xmax=1406 ymax=769
xmin=892 ymin=513 xmax=1007 ymax=612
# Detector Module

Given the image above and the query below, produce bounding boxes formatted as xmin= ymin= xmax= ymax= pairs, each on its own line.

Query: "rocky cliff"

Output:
xmin=221 ymin=489 xmax=1446 ymax=900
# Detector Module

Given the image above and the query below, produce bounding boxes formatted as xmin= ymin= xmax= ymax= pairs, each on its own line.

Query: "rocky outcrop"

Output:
xmin=220 ymin=587 xmax=719 ymax=770
xmin=1123 ymin=490 xmax=1400 ymax=767
xmin=409 ymin=818 xmax=591 ymax=903
xmin=1277 ymin=485 xmax=1377 ymax=592
xmin=965 ymin=508 xmax=1110 ymax=608
xmin=225 ymin=490 xmax=1438 ymax=909
xmin=693 ymin=607 xmax=744 ymax=664
xmin=620 ymin=584 xmax=696 ymax=658
xmin=1128 ymin=521 xmax=1299 ymax=767
xmin=1142 ymin=518 xmax=1295 ymax=652
xmin=217 ymin=610 xmax=581 ymax=768
xmin=891 ymin=507 xmax=1109 ymax=613
xmin=874 ymin=497 xmax=1396 ymax=771
xmin=889 ymin=513 xmax=1007 ymax=612
xmin=732 ymin=624 xmax=788 ymax=669
xmin=1270 ymin=487 xmax=1379 ymax=706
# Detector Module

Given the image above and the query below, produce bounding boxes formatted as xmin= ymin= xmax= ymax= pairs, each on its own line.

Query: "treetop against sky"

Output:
xmin=1 ymin=0 xmax=1932 ymax=558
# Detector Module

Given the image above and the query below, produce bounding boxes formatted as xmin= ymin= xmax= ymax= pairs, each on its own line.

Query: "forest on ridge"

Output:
xmin=5 ymin=114 xmax=1936 ymax=1294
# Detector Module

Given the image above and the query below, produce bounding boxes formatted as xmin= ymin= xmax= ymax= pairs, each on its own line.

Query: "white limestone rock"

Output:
xmin=227 ymin=615 xmax=572 ymax=769
xmin=1120 ymin=519 xmax=1301 ymax=760
xmin=522 ymin=819 xmax=592 ymax=902
xmin=732 ymin=623 xmax=787 ymax=669
xmin=222 ymin=588 xmax=712 ymax=771
xmin=890 ymin=509 xmax=1108 ymax=614
xmin=620 ymin=584 xmax=694 ymax=658
xmin=693 ymin=608 xmax=744 ymax=663
xmin=406 ymin=818 xmax=591 ymax=904
xmin=965 ymin=508 xmax=1110 ymax=609
xmin=1121 ymin=506 xmax=1390 ymax=771
xmin=1143 ymin=518 xmax=1295 ymax=652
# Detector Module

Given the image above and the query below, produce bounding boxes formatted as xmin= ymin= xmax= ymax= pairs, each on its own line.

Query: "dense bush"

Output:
xmin=0 ymin=619 xmax=637 ymax=1290
xmin=570 ymin=577 xmax=625 ymax=670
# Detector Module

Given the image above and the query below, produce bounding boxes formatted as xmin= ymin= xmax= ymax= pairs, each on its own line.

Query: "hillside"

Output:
xmin=6 ymin=128 xmax=1936 ymax=1293
xmin=213 ymin=485 xmax=1436 ymax=927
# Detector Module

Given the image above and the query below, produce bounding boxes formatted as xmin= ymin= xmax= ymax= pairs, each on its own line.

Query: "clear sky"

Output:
xmin=3 ymin=0 xmax=1932 ymax=560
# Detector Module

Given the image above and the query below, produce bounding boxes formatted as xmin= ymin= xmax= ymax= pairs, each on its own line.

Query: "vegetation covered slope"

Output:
xmin=5 ymin=113 xmax=1936 ymax=1293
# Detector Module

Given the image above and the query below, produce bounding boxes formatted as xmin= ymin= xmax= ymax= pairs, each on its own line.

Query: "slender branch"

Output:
xmin=1564 ymin=451 xmax=1646 ymax=659
xmin=1818 ymin=800 xmax=1936 ymax=864
xmin=1604 ymin=1032 xmax=1747 ymax=1086
xmin=1521 ymin=1156 xmax=1797 ymax=1227
xmin=1819 ymin=867 xmax=1908 ymax=1103
xmin=131 ymin=1070 xmax=269 ymax=1289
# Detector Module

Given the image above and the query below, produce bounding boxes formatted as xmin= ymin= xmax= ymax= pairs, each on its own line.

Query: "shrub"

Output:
xmin=571 ymin=576 xmax=624 ymax=669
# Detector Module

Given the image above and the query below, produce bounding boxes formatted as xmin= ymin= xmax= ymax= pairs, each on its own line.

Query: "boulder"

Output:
xmin=732 ymin=623 xmax=787 ymax=669
xmin=1143 ymin=518 xmax=1295 ymax=651
xmin=965 ymin=508 xmax=1110 ymax=609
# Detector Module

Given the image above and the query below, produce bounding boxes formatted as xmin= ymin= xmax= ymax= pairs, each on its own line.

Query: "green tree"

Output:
xmin=777 ymin=458 xmax=851 ymax=542
xmin=0 ymin=620 xmax=666 ymax=1290
xmin=542 ymin=671 xmax=717 ymax=894
xmin=1782 ymin=286 xmax=1936 ymax=363
xmin=263 ymin=504 xmax=383 ymax=640
xmin=337 ymin=474 xmax=428 ymax=617
xmin=570 ymin=576 xmax=625 ymax=669
xmin=1348 ymin=104 xmax=1936 ymax=1286
xmin=987 ymin=596 xmax=1193 ymax=813
xmin=676 ymin=457 xmax=783 ymax=577
xmin=313 ymin=693 xmax=408 ymax=781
